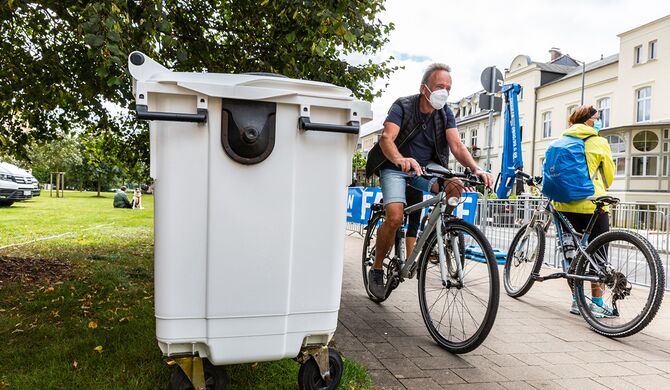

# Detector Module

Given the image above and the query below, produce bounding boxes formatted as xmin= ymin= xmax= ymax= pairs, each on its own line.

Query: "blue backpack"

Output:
xmin=542 ymin=135 xmax=596 ymax=202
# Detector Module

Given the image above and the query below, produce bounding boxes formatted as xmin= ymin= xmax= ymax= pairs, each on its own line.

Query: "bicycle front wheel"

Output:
xmin=417 ymin=219 xmax=500 ymax=353
xmin=504 ymin=223 xmax=545 ymax=298
xmin=574 ymin=230 xmax=665 ymax=337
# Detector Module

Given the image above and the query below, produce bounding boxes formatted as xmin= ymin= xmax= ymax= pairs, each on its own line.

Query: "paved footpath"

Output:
xmin=335 ymin=235 xmax=670 ymax=390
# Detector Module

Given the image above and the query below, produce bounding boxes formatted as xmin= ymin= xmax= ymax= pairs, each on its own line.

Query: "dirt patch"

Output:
xmin=0 ymin=256 xmax=72 ymax=283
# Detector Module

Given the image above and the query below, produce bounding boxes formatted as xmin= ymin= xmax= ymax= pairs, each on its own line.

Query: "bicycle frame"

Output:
xmin=395 ymin=192 xmax=464 ymax=287
xmin=526 ymin=199 xmax=608 ymax=284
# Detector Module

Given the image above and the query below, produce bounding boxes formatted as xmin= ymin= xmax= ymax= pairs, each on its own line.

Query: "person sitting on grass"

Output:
xmin=113 ymin=186 xmax=132 ymax=209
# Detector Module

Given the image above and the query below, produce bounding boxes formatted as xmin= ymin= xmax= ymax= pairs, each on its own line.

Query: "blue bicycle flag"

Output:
xmin=496 ymin=83 xmax=523 ymax=199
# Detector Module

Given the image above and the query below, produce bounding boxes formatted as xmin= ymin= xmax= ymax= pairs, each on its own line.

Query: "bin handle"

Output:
xmin=298 ymin=117 xmax=359 ymax=135
xmin=135 ymin=104 xmax=208 ymax=123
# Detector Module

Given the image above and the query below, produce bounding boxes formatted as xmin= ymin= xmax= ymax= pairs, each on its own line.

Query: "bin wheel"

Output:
xmin=298 ymin=348 xmax=343 ymax=390
xmin=168 ymin=358 xmax=227 ymax=390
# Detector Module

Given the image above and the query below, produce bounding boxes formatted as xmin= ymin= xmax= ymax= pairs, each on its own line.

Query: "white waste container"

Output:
xmin=128 ymin=52 xmax=371 ymax=388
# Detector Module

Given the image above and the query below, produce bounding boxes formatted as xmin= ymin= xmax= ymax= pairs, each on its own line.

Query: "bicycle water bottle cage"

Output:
xmin=221 ymin=99 xmax=276 ymax=165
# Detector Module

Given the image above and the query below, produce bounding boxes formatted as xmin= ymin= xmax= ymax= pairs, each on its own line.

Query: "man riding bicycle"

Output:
xmin=365 ymin=63 xmax=493 ymax=299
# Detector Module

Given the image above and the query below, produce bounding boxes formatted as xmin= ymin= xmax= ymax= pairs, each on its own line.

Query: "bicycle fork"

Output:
xmin=436 ymin=208 xmax=463 ymax=289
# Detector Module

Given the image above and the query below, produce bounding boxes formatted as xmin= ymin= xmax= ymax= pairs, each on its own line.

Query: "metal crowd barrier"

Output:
xmin=347 ymin=194 xmax=670 ymax=290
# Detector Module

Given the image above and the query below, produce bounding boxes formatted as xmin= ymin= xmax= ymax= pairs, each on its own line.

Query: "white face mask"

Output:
xmin=424 ymin=85 xmax=449 ymax=110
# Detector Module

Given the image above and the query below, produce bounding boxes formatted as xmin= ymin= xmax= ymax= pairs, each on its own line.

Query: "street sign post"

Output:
xmin=480 ymin=66 xmax=504 ymax=235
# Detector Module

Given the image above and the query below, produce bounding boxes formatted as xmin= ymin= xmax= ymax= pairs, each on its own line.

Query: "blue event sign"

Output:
xmin=346 ymin=187 xmax=478 ymax=225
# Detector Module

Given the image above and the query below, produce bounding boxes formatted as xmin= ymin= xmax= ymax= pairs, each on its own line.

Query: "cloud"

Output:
xmin=394 ymin=52 xmax=432 ymax=63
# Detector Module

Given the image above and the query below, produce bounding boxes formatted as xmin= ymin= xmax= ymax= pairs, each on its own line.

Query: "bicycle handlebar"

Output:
xmin=423 ymin=166 xmax=484 ymax=186
xmin=514 ymin=168 xmax=542 ymax=187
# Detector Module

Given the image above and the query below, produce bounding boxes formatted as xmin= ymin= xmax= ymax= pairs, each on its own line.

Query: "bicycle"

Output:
xmin=362 ymin=166 xmax=499 ymax=353
xmin=504 ymin=170 xmax=665 ymax=337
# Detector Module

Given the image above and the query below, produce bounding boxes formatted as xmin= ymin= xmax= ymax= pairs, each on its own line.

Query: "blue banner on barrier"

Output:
xmin=347 ymin=187 xmax=478 ymax=225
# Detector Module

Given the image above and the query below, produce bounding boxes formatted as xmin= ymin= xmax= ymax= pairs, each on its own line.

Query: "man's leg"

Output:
xmin=373 ymin=203 xmax=404 ymax=269
xmin=405 ymin=186 xmax=424 ymax=257
xmin=369 ymin=169 xmax=407 ymax=299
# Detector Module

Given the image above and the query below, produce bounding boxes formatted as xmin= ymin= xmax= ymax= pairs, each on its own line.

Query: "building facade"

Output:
xmin=469 ymin=15 xmax=670 ymax=202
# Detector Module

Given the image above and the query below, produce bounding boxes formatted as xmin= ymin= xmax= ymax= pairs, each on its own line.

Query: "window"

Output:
xmin=636 ymin=87 xmax=651 ymax=122
xmin=597 ymin=97 xmax=611 ymax=128
xmin=605 ymin=135 xmax=625 ymax=153
xmin=459 ymin=131 xmax=466 ymax=143
xmin=633 ymin=130 xmax=658 ymax=152
xmin=664 ymin=142 xmax=669 ymax=153
xmin=470 ymin=128 xmax=478 ymax=147
xmin=632 ymin=156 xmax=658 ymax=176
xmin=663 ymin=128 xmax=669 ymax=139
xmin=649 ymin=40 xmax=657 ymax=60
xmin=542 ymin=112 xmax=552 ymax=138
xmin=634 ymin=45 xmax=643 ymax=64
xmin=663 ymin=156 xmax=669 ymax=177
xmin=606 ymin=135 xmax=626 ymax=176
xmin=614 ymin=157 xmax=626 ymax=176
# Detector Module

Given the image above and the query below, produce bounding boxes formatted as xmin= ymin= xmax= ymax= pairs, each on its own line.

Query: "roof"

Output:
xmin=533 ymin=62 xmax=578 ymax=74
xmin=539 ymin=54 xmax=619 ymax=88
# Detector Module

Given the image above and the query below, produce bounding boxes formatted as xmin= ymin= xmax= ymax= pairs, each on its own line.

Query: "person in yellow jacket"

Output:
xmin=553 ymin=105 xmax=616 ymax=317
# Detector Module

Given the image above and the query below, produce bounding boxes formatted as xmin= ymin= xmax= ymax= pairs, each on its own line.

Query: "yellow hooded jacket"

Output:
xmin=552 ymin=123 xmax=615 ymax=214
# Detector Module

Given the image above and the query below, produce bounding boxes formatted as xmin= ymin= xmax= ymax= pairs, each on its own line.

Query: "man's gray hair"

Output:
xmin=421 ymin=63 xmax=452 ymax=85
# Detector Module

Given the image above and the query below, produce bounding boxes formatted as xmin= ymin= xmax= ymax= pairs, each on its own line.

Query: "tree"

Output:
xmin=0 ymin=1 xmax=396 ymax=159
xmin=79 ymin=129 xmax=127 ymax=196
xmin=351 ymin=151 xmax=367 ymax=185
xmin=352 ymin=151 xmax=366 ymax=171
xmin=26 ymin=137 xmax=83 ymax=184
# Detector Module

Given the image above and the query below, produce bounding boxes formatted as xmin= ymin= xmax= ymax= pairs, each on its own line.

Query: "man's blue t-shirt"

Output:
xmin=382 ymin=103 xmax=457 ymax=169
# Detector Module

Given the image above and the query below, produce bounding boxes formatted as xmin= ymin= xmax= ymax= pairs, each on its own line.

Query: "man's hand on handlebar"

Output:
xmin=394 ymin=157 xmax=422 ymax=176
xmin=473 ymin=168 xmax=493 ymax=188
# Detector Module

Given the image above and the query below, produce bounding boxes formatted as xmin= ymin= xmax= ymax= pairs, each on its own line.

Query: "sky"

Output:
xmin=358 ymin=0 xmax=670 ymax=136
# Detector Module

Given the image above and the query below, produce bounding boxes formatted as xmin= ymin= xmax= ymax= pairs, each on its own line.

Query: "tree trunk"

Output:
xmin=97 ymin=176 xmax=101 ymax=197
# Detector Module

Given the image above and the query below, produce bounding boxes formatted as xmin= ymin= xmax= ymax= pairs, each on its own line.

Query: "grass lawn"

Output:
xmin=0 ymin=191 xmax=371 ymax=389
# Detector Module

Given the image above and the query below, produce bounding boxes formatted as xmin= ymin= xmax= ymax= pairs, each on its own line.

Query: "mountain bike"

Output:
xmin=504 ymin=170 xmax=665 ymax=337
xmin=362 ymin=166 xmax=499 ymax=353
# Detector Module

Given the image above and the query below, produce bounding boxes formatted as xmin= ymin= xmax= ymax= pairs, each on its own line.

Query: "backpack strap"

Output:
xmin=582 ymin=135 xmax=610 ymax=187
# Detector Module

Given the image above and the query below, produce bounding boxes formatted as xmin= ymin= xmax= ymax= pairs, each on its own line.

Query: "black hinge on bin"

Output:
xmin=221 ymin=99 xmax=276 ymax=165
xmin=135 ymin=104 xmax=208 ymax=123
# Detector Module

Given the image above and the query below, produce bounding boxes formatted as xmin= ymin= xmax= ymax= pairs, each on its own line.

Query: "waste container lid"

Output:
xmin=129 ymin=51 xmax=356 ymax=101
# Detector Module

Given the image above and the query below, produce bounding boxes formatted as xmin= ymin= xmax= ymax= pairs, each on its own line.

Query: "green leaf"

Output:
xmin=106 ymin=77 xmax=121 ymax=87
xmin=107 ymin=31 xmax=120 ymax=42
xmin=285 ymin=32 xmax=295 ymax=43
xmin=84 ymin=34 xmax=104 ymax=48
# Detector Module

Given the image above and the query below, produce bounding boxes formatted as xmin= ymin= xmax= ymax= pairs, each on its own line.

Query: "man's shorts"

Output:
xmin=380 ymin=168 xmax=437 ymax=205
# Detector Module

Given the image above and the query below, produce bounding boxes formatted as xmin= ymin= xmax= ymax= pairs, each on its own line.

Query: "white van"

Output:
xmin=0 ymin=162 xmax=34 ymax=204
xmin=0 ymin=167 xmax=25 ymax=206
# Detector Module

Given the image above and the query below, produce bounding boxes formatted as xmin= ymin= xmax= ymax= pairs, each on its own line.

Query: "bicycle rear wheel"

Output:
xmin=417 ymin=219 xmax=499 ymax=353
xmin=504 ymin=223 xmax=545 ymax=298
xmin=574 ymin=230 xmax=665 ymax=337
xmin=362 ymin=212 xmax=400 ymax=303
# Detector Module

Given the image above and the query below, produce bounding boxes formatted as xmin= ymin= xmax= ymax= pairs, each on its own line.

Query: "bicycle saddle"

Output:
xmin=587 ymin=195 xmax=620 ymax=205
